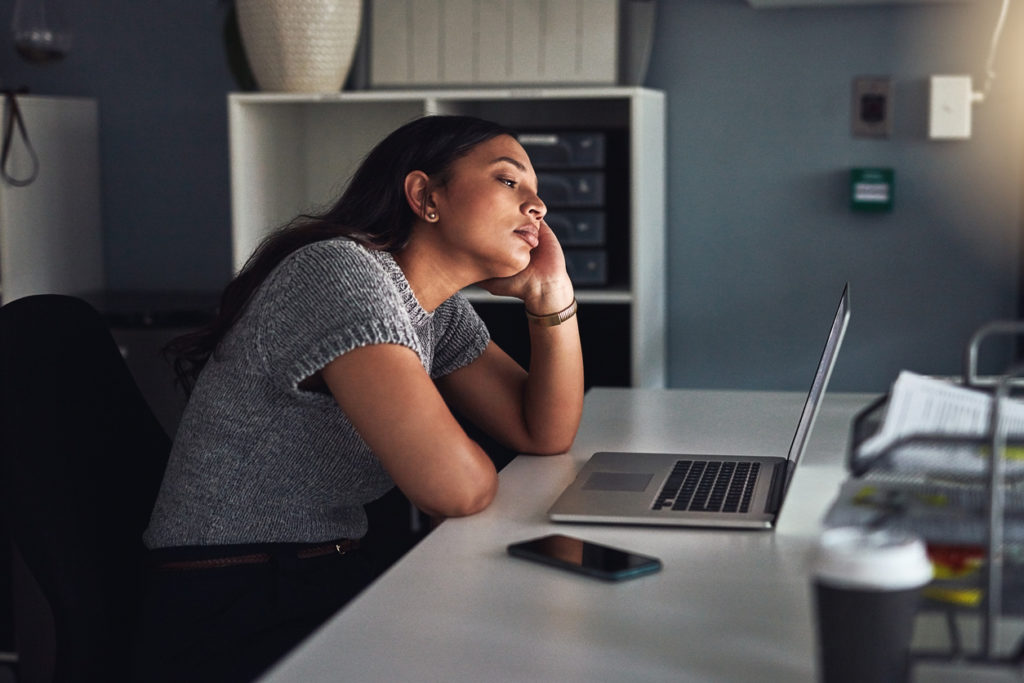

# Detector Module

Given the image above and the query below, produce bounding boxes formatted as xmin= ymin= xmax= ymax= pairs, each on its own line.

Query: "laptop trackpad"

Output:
xmin=583 ymin=472 xmax=654 ymax=492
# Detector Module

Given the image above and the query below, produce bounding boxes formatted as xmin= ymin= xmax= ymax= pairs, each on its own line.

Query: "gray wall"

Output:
xmin=647 ymin=0 xmax=1023 ymax=392
xmin=0 ymin=0 xmax=1020 ymax=394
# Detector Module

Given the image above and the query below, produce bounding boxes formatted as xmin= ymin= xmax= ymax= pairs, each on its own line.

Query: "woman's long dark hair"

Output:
xmin=167 ymin=114 xmax=516 ymax=393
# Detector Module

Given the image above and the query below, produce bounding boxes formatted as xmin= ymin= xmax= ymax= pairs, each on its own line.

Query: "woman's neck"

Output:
xmin=391 ymin=235 xmax=479 ymax=313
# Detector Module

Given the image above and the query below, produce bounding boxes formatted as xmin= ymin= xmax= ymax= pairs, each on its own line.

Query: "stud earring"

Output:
xmin=426 ymin=211 xmax=438 ymax=221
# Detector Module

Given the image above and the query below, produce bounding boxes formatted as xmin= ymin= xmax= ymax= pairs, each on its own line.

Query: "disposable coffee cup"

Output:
xmin=812 ymin=527 xmax=933 ymax=683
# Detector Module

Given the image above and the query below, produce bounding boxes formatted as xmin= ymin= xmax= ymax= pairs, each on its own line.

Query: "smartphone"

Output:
xmin=507 ymin=534 xmax=662 ymax=582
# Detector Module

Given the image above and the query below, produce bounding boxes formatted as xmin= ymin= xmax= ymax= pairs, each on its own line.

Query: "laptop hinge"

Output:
xmin=763 ymin=462 xmax=790 ymax=514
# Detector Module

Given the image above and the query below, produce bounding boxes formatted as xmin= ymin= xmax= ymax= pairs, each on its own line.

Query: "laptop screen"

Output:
xmin=784 ymin=284 xmax=851 ymax=484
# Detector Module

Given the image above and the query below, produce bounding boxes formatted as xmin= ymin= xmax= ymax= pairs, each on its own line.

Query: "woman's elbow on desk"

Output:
xmin=414 ymin=469 xmax=498 ymax=518
xmin=519 ymin=434 xmax=576 ymax=457
xmin=513 ymin=410 xmax=581 ymax=456
xmin=392 ymin=437 xmax=501 ymax=518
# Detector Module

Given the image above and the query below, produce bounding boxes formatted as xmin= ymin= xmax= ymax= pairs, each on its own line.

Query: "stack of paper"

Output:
xmin=857 ymin=371 xmax=1024 ymax=477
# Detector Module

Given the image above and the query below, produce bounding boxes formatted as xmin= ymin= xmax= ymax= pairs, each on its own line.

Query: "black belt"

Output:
xmin=155 ymin=539 xmax=359 ymax=572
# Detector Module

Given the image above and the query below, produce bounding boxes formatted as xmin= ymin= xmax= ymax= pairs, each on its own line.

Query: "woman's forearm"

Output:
xmin=521 ymin=308 xmax=584 ymax=454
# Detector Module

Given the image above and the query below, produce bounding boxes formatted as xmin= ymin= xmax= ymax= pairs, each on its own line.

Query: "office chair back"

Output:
xmin=0 ymin=295 xmax=171 ymax=683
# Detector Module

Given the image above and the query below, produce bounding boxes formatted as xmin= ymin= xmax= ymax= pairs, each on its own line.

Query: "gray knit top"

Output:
xmin=143 ymin=238 xmax=491 ymax=548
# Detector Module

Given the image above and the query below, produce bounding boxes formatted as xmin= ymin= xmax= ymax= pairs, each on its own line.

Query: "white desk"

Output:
xmin=258 ymin=388 xmax=886 ymax=682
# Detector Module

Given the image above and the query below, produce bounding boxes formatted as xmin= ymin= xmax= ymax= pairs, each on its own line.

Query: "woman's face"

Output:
xmin=429 ymin=134 xmax=546 ymax=279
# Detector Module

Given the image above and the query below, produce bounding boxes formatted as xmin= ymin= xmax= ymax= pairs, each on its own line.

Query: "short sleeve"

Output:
xmin=429 ymin=292 xmax=491 ymax=378
xmin=251 ymin=241 xmax=423 ymax=390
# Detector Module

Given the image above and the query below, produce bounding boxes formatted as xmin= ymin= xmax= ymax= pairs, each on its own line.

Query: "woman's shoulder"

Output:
xmin=272 ymin=238 xmax=388 ymax=285
xmin=243 ymin=239 xmax=398 ymax=322
xmin=288 ymin=236 xmax=375 ymax=266
xmin=244 ymin=237 xmax=410 ymax=345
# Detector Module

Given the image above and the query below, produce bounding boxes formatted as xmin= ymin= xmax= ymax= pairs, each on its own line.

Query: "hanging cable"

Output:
xmin=975 ymin=0 xmax=1011 ymax=103
xmin=0 ymin=87 xmax=39 ymax=187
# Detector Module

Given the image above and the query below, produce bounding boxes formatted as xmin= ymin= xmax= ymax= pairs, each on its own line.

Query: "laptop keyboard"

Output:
xmin=652 ymin=460 xmax=760 ymax=513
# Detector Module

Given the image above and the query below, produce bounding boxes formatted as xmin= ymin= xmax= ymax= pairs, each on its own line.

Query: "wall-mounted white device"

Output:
xmin=928 ymin=75 xmax=974 ymax=140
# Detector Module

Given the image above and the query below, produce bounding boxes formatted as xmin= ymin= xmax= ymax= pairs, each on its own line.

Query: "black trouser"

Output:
xmin=132 ymin=542 xmax=376 ymax=683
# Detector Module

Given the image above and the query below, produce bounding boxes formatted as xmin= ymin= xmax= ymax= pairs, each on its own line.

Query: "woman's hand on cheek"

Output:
xmin=478 ymin=221 xmax=575 ymax=312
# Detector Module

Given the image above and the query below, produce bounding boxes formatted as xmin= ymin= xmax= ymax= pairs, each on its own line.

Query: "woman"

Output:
xmin=133 ymin=115 xmax=583 ymax=681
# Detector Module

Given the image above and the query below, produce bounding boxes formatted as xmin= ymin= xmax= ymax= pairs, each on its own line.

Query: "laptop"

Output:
xmin=548 ymin=283 xmax=850 ymax=529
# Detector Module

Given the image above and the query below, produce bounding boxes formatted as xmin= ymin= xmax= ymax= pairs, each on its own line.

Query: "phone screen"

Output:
xmin=507 ymin=534 xmax=662 ymax=581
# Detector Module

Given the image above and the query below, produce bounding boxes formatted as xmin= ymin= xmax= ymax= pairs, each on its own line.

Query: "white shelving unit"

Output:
xmin=228 ymin=87 xmax=665 ymax=387
xmin=0 ymin=96 xmax=103 ymax=304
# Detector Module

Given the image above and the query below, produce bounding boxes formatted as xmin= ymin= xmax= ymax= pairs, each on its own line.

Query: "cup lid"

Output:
xmin=813 ymin=527 xmax=933 ymax=590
